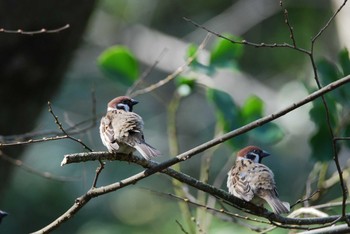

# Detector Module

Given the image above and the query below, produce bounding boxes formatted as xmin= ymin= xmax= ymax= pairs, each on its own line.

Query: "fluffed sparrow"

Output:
xmin=227 ymin=146 xmax=290 ymax=214
xmin=100 ymin=96 xmax=161 ymax=160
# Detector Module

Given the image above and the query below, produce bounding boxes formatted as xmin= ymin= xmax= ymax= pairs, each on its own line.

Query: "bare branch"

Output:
xmin=48 ymin=102 xmax=93 ymax=152
xmin=0 ymin=24 xmax=70 ymax=35
xmin=0 ymin=150 xmax=78 ymax=182
xmin=176 ymin=220 xmax=190 ymax=234
xmin=279 ymin=0 xmax=297 ymax=47
xmin=183 ymin=17 xmax=310 ymax=54
xmin=126 ymin=48 xmax=168 ymax=96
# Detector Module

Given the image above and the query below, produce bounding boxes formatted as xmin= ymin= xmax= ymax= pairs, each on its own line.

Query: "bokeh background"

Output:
xmin=1 ymin=0 xmax=349 ymax=233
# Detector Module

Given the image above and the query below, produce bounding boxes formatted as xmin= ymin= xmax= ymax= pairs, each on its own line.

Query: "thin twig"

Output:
xmin=0 ymin=24 xmax=70 ymax=35
xmin=311 ymin=0 xmax=348 ymax=43
xmin=176 ymin=220 xmax=190 ymax=234
xmin=0 ymin=135 xmax=68 ymax=147
xmin=48 ymin=102 xmax=93 ymax=152
xmin=129 ymin=33 xmax=211 ymax=97
xmin=91 ymin=159 xmax=105 ymax=188
xmin=0 ymin=150 xmax=78 ymax=182
xmin=0 ymin=116 xmax=98 ymax=144
xmin=148 ymin=189 xmax=270 ymax=226
xmin=279 ymin=0 xmax=297 ymax=47
xmin=127 ymin=48 xmax=168 ymax=96
xmin=291 ymin=190 xmax=320 ymax=209
xmin=183 ymin=17 xmax=310 ymax=54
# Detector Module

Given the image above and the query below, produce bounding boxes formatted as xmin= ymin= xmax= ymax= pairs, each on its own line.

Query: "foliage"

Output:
xmin=98 ymin=46 xmax=139 ymax=86
xmin=308 ymin=48 xmax=350 ymax=161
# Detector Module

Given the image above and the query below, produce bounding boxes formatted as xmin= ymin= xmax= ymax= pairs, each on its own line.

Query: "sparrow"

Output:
xmin=0 ymin=210 xmax=7 ymax=223
xmin=100 ymin=96 xmax=161 ymax=160
xmin=227 ymin=146 xmax=290 ymax=214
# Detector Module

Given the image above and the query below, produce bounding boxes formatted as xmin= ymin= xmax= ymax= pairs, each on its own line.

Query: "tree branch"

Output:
xmin=0 ymin=24 xmax=70 ymax=35
xmin=59 ymin=152 xmax=350 ymax=227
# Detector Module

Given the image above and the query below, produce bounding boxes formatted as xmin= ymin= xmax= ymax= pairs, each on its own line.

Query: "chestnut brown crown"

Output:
xmin=107 ymin=96 xmax=139 ymax=112
xmin=236 ymin=145 xmax=270 ymax=163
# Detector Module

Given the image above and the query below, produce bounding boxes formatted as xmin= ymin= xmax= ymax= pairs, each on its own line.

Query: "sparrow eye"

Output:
xmin=246 ymin=153 xmax=256 ymax=161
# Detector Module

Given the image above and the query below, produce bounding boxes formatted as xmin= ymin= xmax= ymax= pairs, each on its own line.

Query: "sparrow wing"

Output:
xmin=227 ymin=160 xmax=255 ymax=201
xmin=252 ymin=164 xmax=290 ymax=214
xmin=111 ymin=111 xmax=161 ymax=159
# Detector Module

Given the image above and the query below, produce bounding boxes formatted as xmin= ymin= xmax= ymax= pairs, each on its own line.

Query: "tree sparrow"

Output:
xmin=100 ymin=96 xmax=161 ymax=160
xmin=227 ymin=146 xmax=290 ymax=214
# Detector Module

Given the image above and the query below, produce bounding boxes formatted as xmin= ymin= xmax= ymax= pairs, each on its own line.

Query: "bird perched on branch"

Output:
xmin=100 ymin=96 xmax=161 ymax=160
xmin=227 ymin=146 xmax=290 ymax=214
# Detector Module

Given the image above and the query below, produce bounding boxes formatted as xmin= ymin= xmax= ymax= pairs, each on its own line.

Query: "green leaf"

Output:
xmin=175 ymin=76 xmax=195 ymax=88
xmin=186 ymin=44 xmax=215 ymax=75
xmin=339 ymin=48 xmax=350 ymax=76
xmin=309 ymin=99 xmax=336 ymax=161
xmin=241 ymin=96 xmax=284 ymax=144
xmin=98 ymin=46 xmax=139 ymax=86
xmin=250 ymin=123 xmax=284 ymax=144
xmin=310 ymin=127 xmax=333 ymax=161
xmin=344 ymin=125 xmax=350 ymax=149
xmin=210 ymin=34 xmax=243 ymax=68
xmin=207 ymin=88 xmax=246 ymax=148
xmin=317 ymin=59 xmax=346 ymax=101
xmin=317 ymin=59 xmax=340 ymax=85
xmin=241 ymin=96 xmax=263 ymax=123
xmin=186 ymin=43 xmax=198 ymax=58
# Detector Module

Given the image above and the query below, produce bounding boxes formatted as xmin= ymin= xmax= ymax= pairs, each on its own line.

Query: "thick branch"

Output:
xmin=62 ymin=152 xmax=350 ymax=227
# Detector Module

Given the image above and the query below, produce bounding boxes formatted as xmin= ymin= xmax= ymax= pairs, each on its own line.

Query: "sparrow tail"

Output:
xmin=134 ymin=143 xmax=161 ymax=160
xmin=264 ymin=195 xmax=290 ymax=214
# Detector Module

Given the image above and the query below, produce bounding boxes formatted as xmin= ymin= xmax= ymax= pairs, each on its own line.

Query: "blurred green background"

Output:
xmin=1 ymin=0 xmax=349 ymax=233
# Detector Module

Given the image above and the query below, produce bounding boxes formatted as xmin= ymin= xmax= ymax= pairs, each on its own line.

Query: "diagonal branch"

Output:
xmin=59 ymin=152 xmax=350 ymax=228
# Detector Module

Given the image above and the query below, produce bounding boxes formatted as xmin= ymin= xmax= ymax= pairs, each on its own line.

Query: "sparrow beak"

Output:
xmin=261 ymin=150 xmax=270 ymax=158
xmin=131 ymin=99 xmax=139 ymax=106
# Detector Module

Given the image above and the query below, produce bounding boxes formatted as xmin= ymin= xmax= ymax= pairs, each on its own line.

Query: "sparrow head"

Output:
xmin=107 ymin=96 xmax=139 ymax=112
xmin=236 ymin=145 xmax=270 ymax=163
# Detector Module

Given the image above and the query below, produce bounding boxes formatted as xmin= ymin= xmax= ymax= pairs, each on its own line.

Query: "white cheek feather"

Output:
xmin=117 ymin=103 xmax=130 ymax=112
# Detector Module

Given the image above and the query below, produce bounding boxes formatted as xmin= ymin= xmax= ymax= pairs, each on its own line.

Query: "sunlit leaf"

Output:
xmin=210 ymin=34 xmax=243 ymax=68
xmin=175 ymin=76 xmax=196 ymax=92
xmin=98 ymin=46 xmax=139 ymax=86
xmin=241 ymin=96 xmax=284 ymax=144
xmin=241 ymin=96 xmax=263 ymax=123
xmin=186 ymin=44 xmax=215 ymax=75
xmin=187 ymin=43 xmax=198 ymax=58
